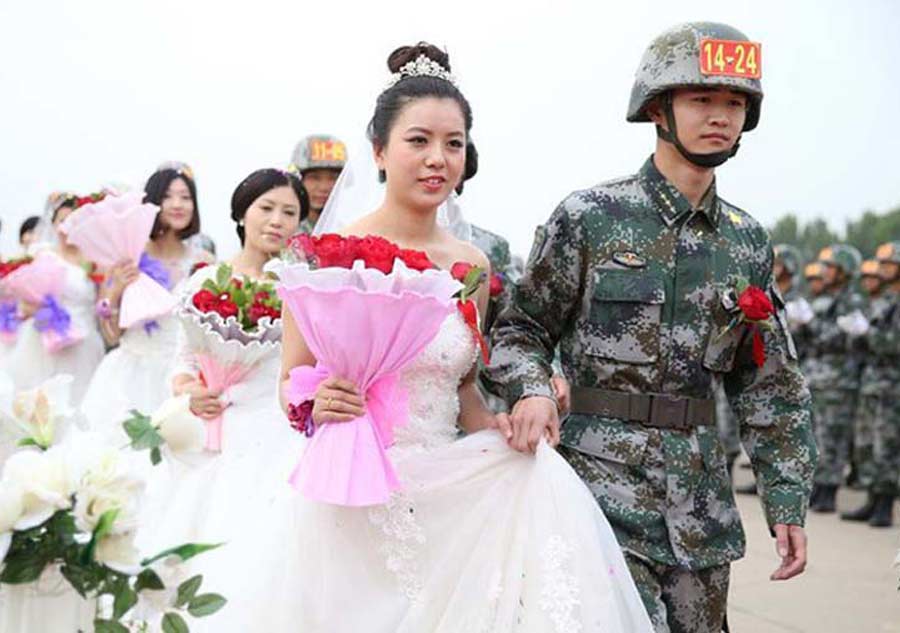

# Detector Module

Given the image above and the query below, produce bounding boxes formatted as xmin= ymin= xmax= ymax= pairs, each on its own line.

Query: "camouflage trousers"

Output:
xmin=851 ymin=393 xmax=878 ymax=489
xmin=625 ymin=553 xmax=729 ymax=633
xmin=870 ymin=392 xmax=900 ymax=495
xmin=811 ymin=389 xmax=857 ymax=486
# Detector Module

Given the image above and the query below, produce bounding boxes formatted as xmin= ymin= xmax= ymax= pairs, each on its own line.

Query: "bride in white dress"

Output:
xmin=81 ymin=163 xmax=214 ymax=439
xmin=266 ymin=43 xmax=653 ymax=632
xmin=135 ymin=169 xmax=307 ymax=630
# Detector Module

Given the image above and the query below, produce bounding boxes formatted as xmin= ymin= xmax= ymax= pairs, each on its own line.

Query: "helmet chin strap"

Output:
xmin=655 ymin=93 xmax=740 ymax=168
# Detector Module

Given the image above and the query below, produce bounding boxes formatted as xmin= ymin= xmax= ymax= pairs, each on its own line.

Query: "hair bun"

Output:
xmin=387 ymin=42 xmax=450 ymax=74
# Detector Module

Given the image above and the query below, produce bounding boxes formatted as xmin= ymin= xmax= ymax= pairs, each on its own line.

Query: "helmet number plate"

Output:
xmin=308 ymin=139 xmax=347 ymax=163
xmin=699 ymin=39 xmax=761 ymax=79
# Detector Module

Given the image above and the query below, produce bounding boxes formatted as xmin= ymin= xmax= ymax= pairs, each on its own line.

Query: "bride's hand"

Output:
xmin=313 ymin=377 xmax=366 ymax=425
xmin=185 ymin=381 xmax=225 ymax=420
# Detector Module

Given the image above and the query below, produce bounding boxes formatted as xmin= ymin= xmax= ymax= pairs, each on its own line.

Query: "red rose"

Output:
xmin=737 ymin=286 xmax=773 ymax=321
xmin=266 ymin=306 xmax=281 ymax=320
xmin=192 ymin=289 xmax=219 ymax=313
xmin=450 ymin=262 xmax=474 ymax=282
xmin=315 ymin=234 xmax=359 ymax=269
xmin=190 ymin=261 xmax=210 ymax=275
xmin=489 ymin=273 xmax=504 ymax=297
xmin=398 ymin=248 xmax=434 ymax=272
xmin=254 ymin=290 xmax=270 ymax=302
xmin=286 ymin=234 xmax=315 ymax=260
xmin=359 ymin=235 xmax=400 ymax=274
xmin=248 ymin=302 xmax=267 ymax=324
xmin=215 ymin=300 xmax=239 ymax=319
xmin=231 ymin=279 xmax=243 ymax=290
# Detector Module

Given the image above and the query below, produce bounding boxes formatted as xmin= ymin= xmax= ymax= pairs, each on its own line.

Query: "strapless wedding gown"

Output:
xmin=237 ymin=312 xmax=653 ymax=632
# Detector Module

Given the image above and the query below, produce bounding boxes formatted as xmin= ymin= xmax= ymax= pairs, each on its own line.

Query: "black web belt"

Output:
xmin=570 ymin=387 xmax=715 ymax=430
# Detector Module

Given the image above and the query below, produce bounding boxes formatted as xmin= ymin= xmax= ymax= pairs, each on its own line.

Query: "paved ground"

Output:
xmin=729 ymin=465 xmax=900 ymax=632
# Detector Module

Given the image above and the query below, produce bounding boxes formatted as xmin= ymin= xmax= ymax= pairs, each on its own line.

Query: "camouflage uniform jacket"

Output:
xmin=297 ymin=217 xmax=316 ymax=235
xmin=487 ymin=157 xmax=816 ymax=570
xmin=469 ymin=223 xmax=514 ymax=336
xmin=802 ymin=285 xmax=865 ymax=394
xmin=861 ymin=290 xmax=900 ymax=395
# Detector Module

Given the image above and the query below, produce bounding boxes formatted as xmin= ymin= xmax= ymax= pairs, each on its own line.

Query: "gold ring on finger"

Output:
xmin=327 ymin=397 xmax=334 ymax=410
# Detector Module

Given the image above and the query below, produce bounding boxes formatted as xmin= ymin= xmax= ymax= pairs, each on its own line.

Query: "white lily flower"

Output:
xmin=2 ymin=448 xmax=73 ymax=529
xmin=95 ymin=531 xmax=143 ymax=575
xmin=1 ymin=375 xmax=75 ymax=449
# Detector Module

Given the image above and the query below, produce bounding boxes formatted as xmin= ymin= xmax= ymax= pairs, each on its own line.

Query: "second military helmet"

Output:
xmin=774 ymin=243 xmax=803 ymax=278
xmin=289 ymin=135 xmax=348 ymax=174
xmin=817 ymin=244 xmax=862 ymax=277
xmin=875 ymin=241 xmax=900 ymax=265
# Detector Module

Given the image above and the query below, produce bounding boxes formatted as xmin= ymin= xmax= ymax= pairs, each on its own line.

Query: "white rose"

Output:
xmin=3 ymin=448 xmax=72 ymax=529
xmin=134 ymin=557 xmax=187 ymax=617
xmin=152 ymin=396 xmax=205 ymax=454
xmin=95 ymin=532 xmax=142 ymax=575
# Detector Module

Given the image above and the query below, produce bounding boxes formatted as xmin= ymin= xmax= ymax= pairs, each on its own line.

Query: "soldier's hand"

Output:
xmin=510 ymin=396 xmax=559 ymax=454
xmin=770 ymin=524 xmax=807 ymax=581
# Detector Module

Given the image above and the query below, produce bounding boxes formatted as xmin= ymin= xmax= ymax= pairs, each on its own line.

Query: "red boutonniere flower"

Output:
xmin=451 ymin=261 xmax=490 ymax=364
xmin=719 ymin=279 xmax=775 ymax=368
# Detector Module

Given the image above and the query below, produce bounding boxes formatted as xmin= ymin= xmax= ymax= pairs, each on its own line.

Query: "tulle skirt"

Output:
xmin=0 ymin=567 xmax=95 ymax=632
xmin=5 ymin=324 xmax=104 ymax=407
xmin=243 ymin=430 xmax=654 ymax=632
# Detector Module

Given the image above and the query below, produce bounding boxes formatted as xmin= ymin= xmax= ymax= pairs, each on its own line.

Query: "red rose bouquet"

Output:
xmin=180 ymin=264 xmax=283 ymax=451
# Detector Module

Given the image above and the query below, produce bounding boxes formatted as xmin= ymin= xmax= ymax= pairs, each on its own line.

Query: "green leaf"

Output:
xmin=141 ymin=542 xmax=224 ymax=567
xmin=735 ymin=277 xmax=750 ymax=294
xmin=150 ymin=446 xmax=162 ymax=466
xmin=188 ymin=593 xmax=227 ymax=617
xmin=123 ymin=416 xmax=163 ymax=450
xmin=94 ymin=620 xmax=130 ymax=633
xmin=134 ymin=568 xmax=165 ymax=592
xmin=16 ymin=437 xmax=40 ymax=448
xmin=175 ymin=574 xmax=203 ymax=608
xmin=0 ymin=551 xmax=49 ymax=584
xmin=113 ymin=584 xmax=139 ymax=619
xmin=161 ymin=612 xmax=189 ymax=633
xmin=215 ymin=264 xmax=232 ymax=289
xmin=82 ymin=508 xmax=120 ymax=565
xmin=201 ymin=278 xmax=219 ymax=294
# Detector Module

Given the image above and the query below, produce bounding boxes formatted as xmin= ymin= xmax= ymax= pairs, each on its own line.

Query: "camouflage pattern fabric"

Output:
xmin=297 ymin=217 xmax=316 ymax=235
xmin=802 ymin=285 xmax=865 ymax=486
xmin=861 ymin=290 xmax=900 ymax=495
xmin=620 ymin=552 xmax=729 ymax=633
xmin=850 ymin=294 xmax=890 ymax=489
xmin=487 ymin=157 xmax=816 ymax=571
xmin=714 ymin=383 xmax=740 ymax=461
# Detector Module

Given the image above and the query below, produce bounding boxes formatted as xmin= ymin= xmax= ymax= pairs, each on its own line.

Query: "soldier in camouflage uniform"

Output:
xmin=842 ymin=243 xmax=900 ymax=526
xmin=841 ymin=259 xmax=884 ymax=506
xmin=469 ymin=223 xmax=514 ymax=335
xmin=288 ymin=134 xmax=348 ymax=234
xmin=803 ymin=244 xmax=864 ymax=512
xmin=487 ymin=23 xmax=815 ymax=633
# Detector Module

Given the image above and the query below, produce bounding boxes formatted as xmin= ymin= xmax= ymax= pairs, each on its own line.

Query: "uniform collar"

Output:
xmin=639 ymin=156 xmax=720 ymax=229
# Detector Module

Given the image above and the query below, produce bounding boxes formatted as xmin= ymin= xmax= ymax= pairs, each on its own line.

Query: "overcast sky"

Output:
xmin=2 ymin=0 xmax=899 ymax=259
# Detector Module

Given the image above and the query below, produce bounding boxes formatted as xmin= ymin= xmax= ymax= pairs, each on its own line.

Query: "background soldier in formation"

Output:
xmin=803 ymin=244 xmax=864 ymax=513
xmin=488 ymin=22 xmax=815 ymax=633
xmin=288 ymin=134 xmax=347 ymax=234
xmin=841 ymin=242 xmax=900 ymax=526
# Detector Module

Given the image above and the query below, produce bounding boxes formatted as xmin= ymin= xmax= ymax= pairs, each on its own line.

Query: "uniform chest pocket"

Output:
xmin=584 ymin=269 xmax=665 ymax=364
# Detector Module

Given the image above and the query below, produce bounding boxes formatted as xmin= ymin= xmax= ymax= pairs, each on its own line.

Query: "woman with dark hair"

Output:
xmin=81 ymin=163 xmax=213 ymax=440
xmin=268 ymin=43 xmax=652 ymax=632
xmin=136 ymin=169 xmax=306 ymax=630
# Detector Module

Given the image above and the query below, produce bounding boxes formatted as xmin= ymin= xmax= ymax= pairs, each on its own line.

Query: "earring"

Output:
xmin=238 ymin=220 xmax=245 ymax=227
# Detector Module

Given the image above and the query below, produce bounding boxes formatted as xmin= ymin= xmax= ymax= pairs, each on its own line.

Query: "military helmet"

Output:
xmin=860 ymin=259 xmax=880 ymax=277
xmin=289 ymin=135 xmax=347 ymax=174
xmin=804 ymin=262 xmax=824 ymax=280
xmin=875 ymin=241 xmax=900 ymax=265
xmin=774 ymin=243 xmax=802 ymax=277
xmin=628 ymin=22 xmax=763 ymax=131
xmin=817 ymin=244 xmax=862 ymax=276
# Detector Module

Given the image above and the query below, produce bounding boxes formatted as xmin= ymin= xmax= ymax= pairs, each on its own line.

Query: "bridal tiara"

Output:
xmin=385 ymin=54 xmax=458 ymax=90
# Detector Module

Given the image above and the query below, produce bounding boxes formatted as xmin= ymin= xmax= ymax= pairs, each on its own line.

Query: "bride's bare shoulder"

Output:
xmin=443 ymin=233 xmax=490 ymax=273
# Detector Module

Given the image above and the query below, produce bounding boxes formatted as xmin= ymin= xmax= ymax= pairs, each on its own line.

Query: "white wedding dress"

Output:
xmin=3 ymin=252 xmax=104 ymax=406
xmin=239 ymin=311 xmax=653 ymax=632
xmin=81 ymin=247 xmax=209 ymax=440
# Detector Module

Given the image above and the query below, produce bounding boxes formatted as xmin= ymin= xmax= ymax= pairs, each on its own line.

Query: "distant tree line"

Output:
xmin=769 ymin=205 xmax=900 ymax=262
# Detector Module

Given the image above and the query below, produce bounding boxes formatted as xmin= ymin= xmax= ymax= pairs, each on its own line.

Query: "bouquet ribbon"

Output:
xmin=0 ymin=300 xmax=20 ymax=343
xmin=196 ymin=353 xmax=253 ymax=452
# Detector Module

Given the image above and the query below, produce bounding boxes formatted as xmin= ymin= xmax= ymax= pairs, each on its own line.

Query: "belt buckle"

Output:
xmin=650 ymin=394 xmax=688 ymax=429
